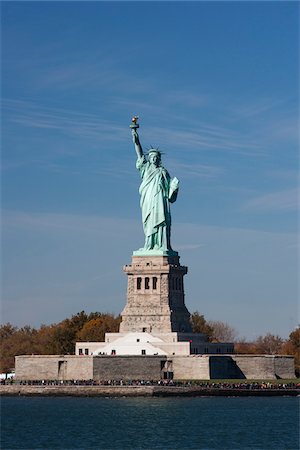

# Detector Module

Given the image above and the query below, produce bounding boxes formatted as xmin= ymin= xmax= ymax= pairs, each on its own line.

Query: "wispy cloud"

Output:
xmin=168 ymin=161 xmax=224 ymax=179
xmin=231 ymin=97 xmax=290 ymax=118
xmin=242 ymin=188 xmax=299 ymax=212
xmin=6 ymin=43 xmax=146 ymax=93
xmin=3 ymin=84 xmax=297 ymax=171
xmin=148 ymin=124 xmax=261 ymax=155
xmin=3 ymin=97 xmax=263 ymax=158
xmin=3 ymin=98 xmax=126 ymax=142
xmin=112 ymin=96 xmax=277 ymax=156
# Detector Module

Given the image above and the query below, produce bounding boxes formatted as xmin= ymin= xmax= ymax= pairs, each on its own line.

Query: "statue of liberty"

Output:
xmin=130 ymin=117 xmax=179 ymax=255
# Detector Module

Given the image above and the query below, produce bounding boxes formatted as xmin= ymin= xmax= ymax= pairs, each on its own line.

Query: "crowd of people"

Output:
xmin=1 ymin=378 xmax=299 ymax=390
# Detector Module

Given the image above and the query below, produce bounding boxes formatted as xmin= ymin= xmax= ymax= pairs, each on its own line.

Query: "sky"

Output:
xmin=1 ymin=1 xmax=299 ymax=340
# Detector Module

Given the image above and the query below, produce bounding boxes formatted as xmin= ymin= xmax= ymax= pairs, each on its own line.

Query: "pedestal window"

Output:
xmin=145 ymin=277 xmax=150 ymax=289
xmin=153 ymin=277 xmax=157 ymax=290
xmin=137 ymin=277 xmax=142 ymax=290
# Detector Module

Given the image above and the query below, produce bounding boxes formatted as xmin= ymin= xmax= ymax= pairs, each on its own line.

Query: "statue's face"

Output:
xmin=149 ymin=153 xmax=161 ymax=167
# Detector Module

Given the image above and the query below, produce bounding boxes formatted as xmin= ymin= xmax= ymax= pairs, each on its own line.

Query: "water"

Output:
xmin=1 ymin=396 xmax=299 ymax=449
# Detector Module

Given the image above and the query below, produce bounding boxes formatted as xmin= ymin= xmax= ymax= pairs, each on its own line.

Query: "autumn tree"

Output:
xmin=0 ymin=325 xmax=40 ymax=374
xmin=35 ymin=324 xmax=61 ymax=355
xmin=0 ymin=323 xmax=17 ymax=374
xmin=208 ymin=320 xmax=238 ymax=342
xmin=281 ymin=326 xmax=300 ymax=376
xmin=235 ymin=333 xmax=284 ymax=355
xmin=288 ymin=326 xmax=300 ymax=351
xmin=76 ymin=314 xmax=121 ymax=342
xmin=0 ymin=323 xmax=17 ymax=341
xmin=49 ymin=311 xmax=89 ymax=354
xmin=190 ymin=312 xmax=214 ymax=340
xmin=254 ymin=333 xmax=284 ymax=355
xmin=234 ymin=341 xmax=258 ymax=355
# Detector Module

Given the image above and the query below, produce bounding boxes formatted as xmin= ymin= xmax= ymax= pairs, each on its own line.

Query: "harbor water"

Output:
xmin=1 ymin=396 xmax=299 ymax=449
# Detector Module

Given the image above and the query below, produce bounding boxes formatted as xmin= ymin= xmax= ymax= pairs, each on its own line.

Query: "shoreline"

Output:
xmin=1 ymin=385 xmax=299 ymax=397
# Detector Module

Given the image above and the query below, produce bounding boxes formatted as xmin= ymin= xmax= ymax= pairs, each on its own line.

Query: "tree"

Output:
xmin=50 ymin=311 xmax=89 ymax=354
xmin=288 ymin=326 xmax=300 ymax=350
xmin=254 ymin=333 xmax=284 ymax=355
xmin=0 ymin=325 xmax=40 ymax=374
xmin=190 ymin=312 xmax=214 ymax=340
xmin=76 ymin=314 xmax=121 ymax=342
xmin=208 ymin=320 xmax=238 ymax=342
xmin=0 ymin=323 xmax=17 ymax=340
xmin=0 ymin=311 xmax=123 ymax=370
xmin=235 ymin=327 xmax=299 ymax=376
xmin=0 ymin=323 xmax=18 ymax=374
xmin=234 ymin=341 xmax=258 ymax=355
xmin=35 ymin=324 xmax=61 ymax=354
xmin=281 ymin=326 xmax=300 ymax=376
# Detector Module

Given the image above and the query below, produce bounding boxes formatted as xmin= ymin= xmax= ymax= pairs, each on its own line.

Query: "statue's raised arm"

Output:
xmin=130 ymin=116 xmax=143 ymax=159
xmin=130 ymin=116 xmax=179 ymax=256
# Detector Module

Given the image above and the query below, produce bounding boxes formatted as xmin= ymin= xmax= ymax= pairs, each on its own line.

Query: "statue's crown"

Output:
xmin=147 ymin=147 xmax=164 ymax=156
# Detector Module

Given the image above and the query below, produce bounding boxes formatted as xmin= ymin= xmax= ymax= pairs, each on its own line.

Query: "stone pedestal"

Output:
xmin=119 ymin=254 xmax=192 ymax=333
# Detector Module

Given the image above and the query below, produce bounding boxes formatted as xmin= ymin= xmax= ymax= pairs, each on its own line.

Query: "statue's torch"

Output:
xmin=130 ymin=116 xmax=139 ymax=130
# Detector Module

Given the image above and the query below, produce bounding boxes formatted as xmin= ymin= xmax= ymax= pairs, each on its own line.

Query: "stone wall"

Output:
xmin=274 ymin=355 xmax=296 ymax=379
xmin=171 ymin=356 xmax=210 ymax=379
xmin=93 ymin=355 xmax=167 ymax=381
xmin=15 ymin=356 xmax=93 ymax=381
xmin=15 ymin=356 xmax=59 ymax=380
xmin=231 ymin=355 xmax=295 ymax=380
xmin=15 ymin=354 xmax=295 ymax=381
xmin=172 ymin=355 xmax=295 ymax=380
xmin=209 ymin=356 xmax=245 ymax=379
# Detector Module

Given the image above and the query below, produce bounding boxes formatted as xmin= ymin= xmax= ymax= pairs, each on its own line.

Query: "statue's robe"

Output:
xmin=137 ymin=156 xmax=176 ymax=250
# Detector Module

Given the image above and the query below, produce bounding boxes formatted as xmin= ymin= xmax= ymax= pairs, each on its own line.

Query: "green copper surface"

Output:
xmin=130 ymin=118 xmax=179 ymax=255
xmin=132 ymin=248 xmax=178 ymax=257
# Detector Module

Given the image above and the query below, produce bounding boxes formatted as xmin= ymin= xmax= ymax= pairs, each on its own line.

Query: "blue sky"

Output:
xmin=2 ymin=1 xmax=299 ymax=339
